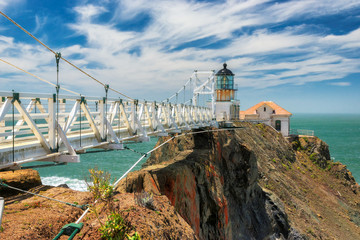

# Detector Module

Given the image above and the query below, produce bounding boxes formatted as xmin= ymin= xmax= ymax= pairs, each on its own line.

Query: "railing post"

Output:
xmin=0 ymin=97 xmax=4 ymax=141
xmin=48 ymin=95 xmax=56 ymax=151
xmin=99 ymin=98 xmax=105 ymax=140
xmin=131 ymin=100 xmax=137 ymax=134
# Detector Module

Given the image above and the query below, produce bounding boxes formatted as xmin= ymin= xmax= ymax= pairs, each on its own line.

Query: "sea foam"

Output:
xmin=41 ymin=176 xmax=88 ymax=192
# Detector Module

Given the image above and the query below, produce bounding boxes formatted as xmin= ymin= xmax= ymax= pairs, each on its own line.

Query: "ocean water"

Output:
xmin=35 ymin=114 xmax=360 ymax=190
xmin=36 ymin=137 xmax=159 ymax=191
xmin=291 ymin=113 xmax=360 ymax=183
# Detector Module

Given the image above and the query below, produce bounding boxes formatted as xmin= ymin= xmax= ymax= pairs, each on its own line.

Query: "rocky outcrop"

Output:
xmin=289 ymin=135 xmax=359 ymax=193
xmin=117 ymin=124 xmax=303 ymax=239
xmin=118 ymin=122 xmax=360 ymax=240
xmin=289 ymin=135 xmax=331 ymax=168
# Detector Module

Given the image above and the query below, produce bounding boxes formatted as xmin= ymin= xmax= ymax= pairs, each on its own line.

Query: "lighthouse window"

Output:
xmin=264 ymin=107 xmax=266 ymax=112
xmin=222 ymin=76 xmax=227 ymax=88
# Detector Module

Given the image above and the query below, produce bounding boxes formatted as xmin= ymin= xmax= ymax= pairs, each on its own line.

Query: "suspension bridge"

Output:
xmin=0 ymin=10 xmax=244 ymax=239
xmin=0 ymin=89 xmax=215 ymax=170
xmin=0 ymin=11 xmax=226 ymax=171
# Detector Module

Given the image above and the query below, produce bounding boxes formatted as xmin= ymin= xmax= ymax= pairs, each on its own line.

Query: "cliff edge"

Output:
xmin=117 ymin=122 xmax=360 ymax=239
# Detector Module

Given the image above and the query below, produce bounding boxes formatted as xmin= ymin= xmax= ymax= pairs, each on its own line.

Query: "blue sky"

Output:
xmin=0 ymin=0 xmax=359 ymax=113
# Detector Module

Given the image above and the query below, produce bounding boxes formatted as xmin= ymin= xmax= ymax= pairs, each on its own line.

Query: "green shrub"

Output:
xmin=86 ymin=168 xmax=114 ymax=202
xmin=281 ymin=163 xmax=289 ymax=170
xmin=309 ymin=153 xmax=318 ymax=161
xmin=99 ymin=212 xmax=135 ymax=240
xmin=127 ymin=232 xmax=141 ymax=240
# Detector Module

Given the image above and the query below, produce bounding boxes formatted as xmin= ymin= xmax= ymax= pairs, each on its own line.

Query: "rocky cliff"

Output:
xmin=1 ymin=122 xmax=359 ymax=239
xmin=117 ymin=122 xmax=360 ymax=239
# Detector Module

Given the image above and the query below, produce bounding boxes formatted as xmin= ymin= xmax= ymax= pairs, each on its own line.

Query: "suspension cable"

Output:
xmin=0 ymin=10 xmax=133 ymax=100
xmin=0 ymin=180 xmax=88 ymax=210
xmin=123 ymin=146 xmax=147 ymax=157
xmin=0 ymin=58 xmax=80 ymax=95
xmin=55 ymin=53 xmax=61 ymax=151
xmin=104 ymin=84 xmax=109 ymax=141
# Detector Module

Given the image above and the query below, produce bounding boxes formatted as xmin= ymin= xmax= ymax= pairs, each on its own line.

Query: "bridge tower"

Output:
xmin=214 ymin=63 xmax=240 ymax=121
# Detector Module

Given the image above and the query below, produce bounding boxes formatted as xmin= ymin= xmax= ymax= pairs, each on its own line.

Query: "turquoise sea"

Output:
xmin=291 ymin=113 xmax=360 ymax=183
xmin=35 ymin=114 xmax=360 ymax=190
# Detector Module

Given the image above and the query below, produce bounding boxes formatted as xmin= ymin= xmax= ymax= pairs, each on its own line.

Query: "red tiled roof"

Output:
xmin=241 ymin=101 xmax=292 ymax=116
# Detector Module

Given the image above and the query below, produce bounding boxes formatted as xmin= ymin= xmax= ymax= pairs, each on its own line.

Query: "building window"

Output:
xmin=264 ymin=107 xmax=266 ymax=112
xmin=275 ymin=120 xmax=281 ymax=131
xmin=272 ymin=110 xmax=275 ymax=114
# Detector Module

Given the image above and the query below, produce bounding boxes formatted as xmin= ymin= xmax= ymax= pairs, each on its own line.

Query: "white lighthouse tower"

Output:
xmin=214 ymin=63 xmax=240 ymax=121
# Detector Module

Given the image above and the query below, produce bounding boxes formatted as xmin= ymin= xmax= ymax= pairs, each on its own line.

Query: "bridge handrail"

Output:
xmin=0 ymin=91 xmax=212 ymax=108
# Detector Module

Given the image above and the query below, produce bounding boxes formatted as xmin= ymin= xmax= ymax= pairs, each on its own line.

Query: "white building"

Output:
xmin=240 ymin=101 xmax=292 ymax=136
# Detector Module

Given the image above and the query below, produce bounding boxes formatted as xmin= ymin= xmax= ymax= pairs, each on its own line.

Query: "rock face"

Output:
xmin=118 ymin=124 xmax=301 ymax=239
xmin=118 ymin=122 xmax=360 ymax=240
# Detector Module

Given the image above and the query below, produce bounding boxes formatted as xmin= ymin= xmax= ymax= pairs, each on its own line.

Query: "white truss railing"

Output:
xmin=0 ymin=91 xmax=214 ymax=170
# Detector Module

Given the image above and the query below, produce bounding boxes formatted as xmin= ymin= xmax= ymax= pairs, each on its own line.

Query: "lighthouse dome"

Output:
xmin=215 ymin=63 xmax=234 ymax=76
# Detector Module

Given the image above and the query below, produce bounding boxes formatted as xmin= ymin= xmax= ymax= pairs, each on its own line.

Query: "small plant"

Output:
xmin=309 ymin=152 xmax=318 ymax=161
xmin=99 ymin=212 xmax=139 ymax=240
xmin=29 ymin=201 xmax=41 ymax=208
xmin=281 ymin=163 xmax=289 ymax=170
xmin=86 ymin=168 xmax=141 ymax=240
xmin=134 ymin=191 xmax=157 ymax=211
xmin=264 ymin=184 xmax=274 ymax=190
xmin=127 ymin=232 xmax=141 ymax=240
xmin=326 ymin=163 xmax=332 ymax=171
xmin=86 ymin=168 xmax=114 ymax=202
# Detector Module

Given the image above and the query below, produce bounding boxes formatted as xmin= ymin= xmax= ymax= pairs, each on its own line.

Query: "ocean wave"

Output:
xmin=41 ymin=176 xmax=88 ymax=192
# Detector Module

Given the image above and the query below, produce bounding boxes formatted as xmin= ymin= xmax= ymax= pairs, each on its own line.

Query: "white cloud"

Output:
xmin=266 ymin=0 xmax=360 ymax=22
xmin=1 ymin=0 xmax=360 ymax=101
xmin=329 ymin=82 xmax=351 ymax=86
xmin=321 ymin=28 xmax=360 ymax=49
xmin=33 ymin=15 xmax=48 ymax=34
xmin=73 ymin=4 xmax=107 ymax=23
